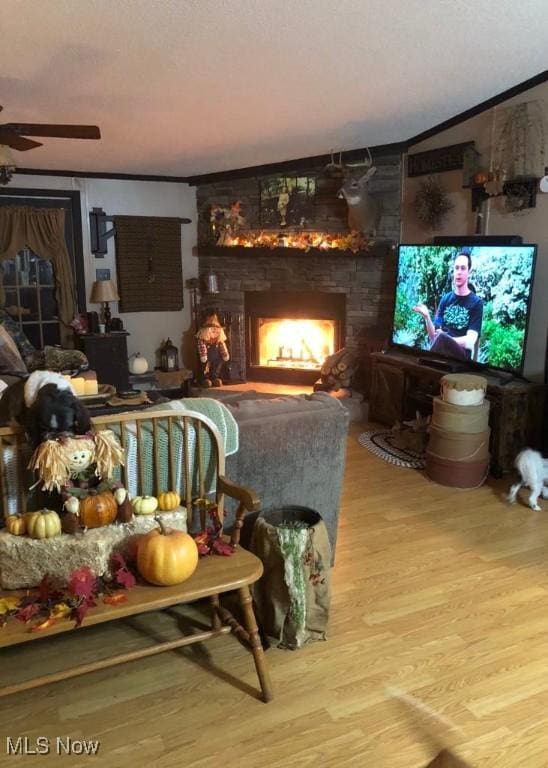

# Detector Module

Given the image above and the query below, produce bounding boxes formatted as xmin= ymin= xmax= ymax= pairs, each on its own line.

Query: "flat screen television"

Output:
xmin=391 ymin=243 xmax=537 ymax=375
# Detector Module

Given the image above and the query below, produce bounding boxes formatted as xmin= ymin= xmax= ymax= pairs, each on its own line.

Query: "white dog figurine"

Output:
xmin=507 ymin=448 xmax=548 ymax=511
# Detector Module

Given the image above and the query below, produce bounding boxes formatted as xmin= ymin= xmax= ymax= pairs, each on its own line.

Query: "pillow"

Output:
xmin=0 ymin=309 xmax=36 ymax=361
xmin=0 ymin=325 xmax=28 ymax=376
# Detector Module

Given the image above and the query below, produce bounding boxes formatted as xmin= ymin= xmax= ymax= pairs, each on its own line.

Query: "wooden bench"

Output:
xmin=0 ymin=409 xmax=273 ymax=702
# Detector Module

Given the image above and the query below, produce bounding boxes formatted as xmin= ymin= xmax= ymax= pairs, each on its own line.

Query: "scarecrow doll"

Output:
xmin=196 ymin=312 xmax=229 ymax=387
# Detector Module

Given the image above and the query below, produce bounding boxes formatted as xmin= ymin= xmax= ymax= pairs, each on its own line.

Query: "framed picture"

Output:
xmin=259 ymin=175 xmax=316 ymax=228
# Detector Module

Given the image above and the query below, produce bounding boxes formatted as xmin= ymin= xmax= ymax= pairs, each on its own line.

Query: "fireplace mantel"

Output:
xmin=199 ymin=242 xmax=394 ymax=259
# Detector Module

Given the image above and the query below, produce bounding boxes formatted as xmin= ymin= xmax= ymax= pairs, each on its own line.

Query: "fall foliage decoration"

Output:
xmin=192 ymin=504 xmax=235 ymax=557
xmin=79 ymin=490 xmax=118 ymax=529
xmin=215 ymin=229 xmax=373 ymax=254
xmin=0 ymin=555 xmax=137 ymax=631
xmin=137 ymin=517 xmax=198 ymax=586
xmin=157 ymin=491 xmax=181 ymax=511
xmin=24 ymin=509 xmax=62 ymax=539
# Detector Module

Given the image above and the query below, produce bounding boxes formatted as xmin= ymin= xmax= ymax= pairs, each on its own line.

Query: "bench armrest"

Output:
xmin=218 ymin=475 xmax=260 ymax=547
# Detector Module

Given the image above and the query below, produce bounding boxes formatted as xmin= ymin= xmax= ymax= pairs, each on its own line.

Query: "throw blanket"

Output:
xmin=114 ymin=398 xmax=238 ymax=499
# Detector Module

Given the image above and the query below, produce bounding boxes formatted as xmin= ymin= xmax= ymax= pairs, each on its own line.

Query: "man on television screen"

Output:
xmin=413 ymin=252 xmax=483 ymax=360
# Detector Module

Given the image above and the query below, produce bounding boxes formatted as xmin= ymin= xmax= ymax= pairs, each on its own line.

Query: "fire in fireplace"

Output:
xmin=245 ymin=291 xmax=346 ymax=384
xmin=258 ymin=318 xmax=336 ymax=370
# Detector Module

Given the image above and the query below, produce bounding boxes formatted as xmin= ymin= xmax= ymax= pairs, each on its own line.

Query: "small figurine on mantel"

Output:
xmin=196 ymin=312 xmax=229 ymax=388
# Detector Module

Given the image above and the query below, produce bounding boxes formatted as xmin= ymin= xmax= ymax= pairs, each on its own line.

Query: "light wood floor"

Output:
xmin=2 ymin=423 xmax=548 ymax=767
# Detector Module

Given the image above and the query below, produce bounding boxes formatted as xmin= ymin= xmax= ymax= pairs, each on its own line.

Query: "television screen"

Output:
xmin=391 ymin=244 xmax=537 ymax=373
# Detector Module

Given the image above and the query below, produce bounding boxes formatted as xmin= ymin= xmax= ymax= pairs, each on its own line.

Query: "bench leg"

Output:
xmin=238 ymin=585 xmax=273 ymax=703
xmin=210 ymin=594 xmax=221 ymax=630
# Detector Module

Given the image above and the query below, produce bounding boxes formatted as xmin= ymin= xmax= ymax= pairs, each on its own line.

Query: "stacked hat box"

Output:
xmin=425 ymin=374 xmax=491 ymax=488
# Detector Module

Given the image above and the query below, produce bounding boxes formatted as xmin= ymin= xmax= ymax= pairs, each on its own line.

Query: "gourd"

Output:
xmin=157 ymin=491 xmax=181 ymax=511
xmin=129 ymin=353 xmax=149 ymax=375
xmin=137 ymin=517 xmax=198 ymax=586
xmin=131 ymin=495 xmax=159 ymax=515
xmin=115 ymin=487 xmax=133 ymax=523
xmin=79 ymin=491 xmax=118 ymax=528
xmin=24 ymin=509 xmax=62 ymax=539
xmin=5 ymin=514 xmax=27 ymax=536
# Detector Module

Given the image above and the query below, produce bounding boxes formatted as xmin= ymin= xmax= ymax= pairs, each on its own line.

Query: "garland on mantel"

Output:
xmin=216 ymin=229 xmax=374 ymax=253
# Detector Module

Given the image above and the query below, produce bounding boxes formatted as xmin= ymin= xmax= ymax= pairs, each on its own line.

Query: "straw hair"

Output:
xmin=28 ymin=431 xmax=125 ymax=492
xmin=94 ymin=429 xmax=125 ymax=478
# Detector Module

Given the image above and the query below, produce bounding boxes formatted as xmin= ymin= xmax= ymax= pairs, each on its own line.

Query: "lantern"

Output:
xmin=160 ymin=338 xmax=179 ymax=371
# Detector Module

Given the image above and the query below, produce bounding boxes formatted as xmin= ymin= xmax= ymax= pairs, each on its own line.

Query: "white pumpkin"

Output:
xmin=129 ymin=353 xmax=149 ymax=375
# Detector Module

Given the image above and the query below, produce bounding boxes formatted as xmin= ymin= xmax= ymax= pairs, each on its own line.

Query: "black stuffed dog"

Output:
xmin=0 ymin=370 xmax=91 ymax=448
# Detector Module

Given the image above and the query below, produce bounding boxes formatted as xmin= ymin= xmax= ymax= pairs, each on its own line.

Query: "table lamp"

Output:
xmin=89 ymin=279 xmax=120 ymax=332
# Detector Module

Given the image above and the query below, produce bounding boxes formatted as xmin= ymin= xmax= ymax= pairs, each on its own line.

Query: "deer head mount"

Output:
xmin=328 ymin=148 xmax=381 ymax=237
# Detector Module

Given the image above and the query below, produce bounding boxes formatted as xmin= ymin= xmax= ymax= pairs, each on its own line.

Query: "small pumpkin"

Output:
xmin=24 ymin=509 xmax=62 ymax=539
xmin=79 ymin=490 xmax=118 ymax=529
xmin=5 ymin=514 xmax=27 ymax=536
xmin=137 ymin=517 xmax=198 ymax=586
xmin=131 ymin=495 xmax=159 ymax=515
xmin=157 ymin=491 xmax=181 ymax=511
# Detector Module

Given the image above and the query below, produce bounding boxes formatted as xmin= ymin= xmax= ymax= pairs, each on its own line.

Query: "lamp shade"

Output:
xmin=89 ymin=279 xmax=120 ymax=303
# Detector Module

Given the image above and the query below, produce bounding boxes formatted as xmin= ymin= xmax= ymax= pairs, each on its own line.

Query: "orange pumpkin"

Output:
xmin=5 ymin=514 xmax=27 ymax=536
xmin=79 ymin=490 xmax=118 ymax=528
xmin=158 ymin=491 xmax=181 ymax=511
xmin=137 ymin=517 xmax=198 ymax=586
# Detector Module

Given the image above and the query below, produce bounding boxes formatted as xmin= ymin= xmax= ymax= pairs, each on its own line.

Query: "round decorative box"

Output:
xmin=431 ymin=396 xmax=490 ymax=434
xmin=425 ymin=452 xmax=490 ymax=489
xmin=428 ymin=425 xmax=490 ymax=463
xmin=440 ymin=373 xmax=487 ymax=406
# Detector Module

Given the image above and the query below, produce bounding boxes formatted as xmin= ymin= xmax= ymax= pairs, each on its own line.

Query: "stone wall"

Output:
xmin=194 ymin=150 xmax=402 ymax=392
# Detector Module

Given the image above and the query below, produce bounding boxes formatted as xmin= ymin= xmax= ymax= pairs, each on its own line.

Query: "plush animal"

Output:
xmin=0 ymin=370 xmax=91 ymax=448
xmin=507 ymin=448 xmax=548 ymax=511
xmin=195 ymin=313 xmax=229 ymax=387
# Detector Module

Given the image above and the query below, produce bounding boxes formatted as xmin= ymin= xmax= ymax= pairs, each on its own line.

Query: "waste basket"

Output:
xmin=249 ymin=506 xmax=331 ymax=649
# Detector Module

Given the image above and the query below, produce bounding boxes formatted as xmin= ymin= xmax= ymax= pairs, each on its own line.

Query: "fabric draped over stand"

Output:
xmin=0 ymin=206 xmax=76 ymax=345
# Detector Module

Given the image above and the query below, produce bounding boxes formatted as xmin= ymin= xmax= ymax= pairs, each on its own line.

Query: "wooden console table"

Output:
xmin=369 ymin=351 xmax=545 ymax=476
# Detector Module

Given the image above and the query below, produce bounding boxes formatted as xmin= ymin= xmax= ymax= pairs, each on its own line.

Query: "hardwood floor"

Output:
xmin=2 ymin=423 xmax=548 ymax=767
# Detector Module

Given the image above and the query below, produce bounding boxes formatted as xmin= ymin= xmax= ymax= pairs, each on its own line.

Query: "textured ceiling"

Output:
xmin=1 ymin=0 xmax=547 ymax=177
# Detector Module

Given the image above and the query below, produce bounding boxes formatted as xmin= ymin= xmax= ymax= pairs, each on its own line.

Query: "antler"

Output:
xmin=344 ymin=147 xmax=374 ymax=169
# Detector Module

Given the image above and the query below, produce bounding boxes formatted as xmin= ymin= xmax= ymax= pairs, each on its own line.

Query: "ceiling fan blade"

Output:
xmin=0 ymin=127 xmax=42 ymax=151
xmin=5 ymin=123 xmax=101 ymax=140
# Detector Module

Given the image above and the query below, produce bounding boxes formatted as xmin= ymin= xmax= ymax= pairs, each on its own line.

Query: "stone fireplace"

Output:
xmin=193 ymin=147 xmax=401 ymax=392
xmin=245 ymin=291 xmax=345 ymax=384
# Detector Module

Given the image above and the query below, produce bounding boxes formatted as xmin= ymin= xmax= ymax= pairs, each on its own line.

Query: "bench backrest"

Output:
xmin=0 ymin=409 xmax=226 ymax=530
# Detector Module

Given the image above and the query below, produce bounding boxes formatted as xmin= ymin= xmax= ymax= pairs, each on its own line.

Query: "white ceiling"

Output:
xmin=1 ymin=0 xmax=547 ymax=178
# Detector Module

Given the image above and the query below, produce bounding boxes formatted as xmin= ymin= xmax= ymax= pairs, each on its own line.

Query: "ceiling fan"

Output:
xmin=0 ymin=105 xmax=101 ymax=184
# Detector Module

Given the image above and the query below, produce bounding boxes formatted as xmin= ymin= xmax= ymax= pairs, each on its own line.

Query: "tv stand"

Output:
xmin=417 ymin=357 xmax=468 ymax=373
xmin=369 ymin=350 xmax=545 ymax=476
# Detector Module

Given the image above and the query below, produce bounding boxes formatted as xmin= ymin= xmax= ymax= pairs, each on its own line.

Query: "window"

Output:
xmin=1 ymin=248 xmax=60 ymax=348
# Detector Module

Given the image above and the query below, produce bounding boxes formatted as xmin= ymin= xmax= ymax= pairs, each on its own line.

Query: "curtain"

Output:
xmin=0 ymin=206 xmax=76 ymax=344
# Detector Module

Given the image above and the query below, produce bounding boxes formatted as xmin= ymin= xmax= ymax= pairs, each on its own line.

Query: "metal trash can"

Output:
xmin=249 ymin=506 xmax=331 ymax=650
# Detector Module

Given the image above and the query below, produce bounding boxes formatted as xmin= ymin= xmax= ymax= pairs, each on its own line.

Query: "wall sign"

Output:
xmin=407 ymin=142 xmax=475 ymax=177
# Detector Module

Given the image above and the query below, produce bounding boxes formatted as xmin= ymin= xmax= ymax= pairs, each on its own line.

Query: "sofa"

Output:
xmin=202 ymin=390 xmax=350 ymax=561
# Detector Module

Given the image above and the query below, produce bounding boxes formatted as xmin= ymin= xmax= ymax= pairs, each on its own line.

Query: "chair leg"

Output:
xmin=238 ymin=586 xmax=273 ymax=703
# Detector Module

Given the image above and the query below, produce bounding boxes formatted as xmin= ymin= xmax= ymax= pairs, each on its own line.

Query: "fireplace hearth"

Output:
xmin=245 ymin=291 xmax=345 ymax=384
